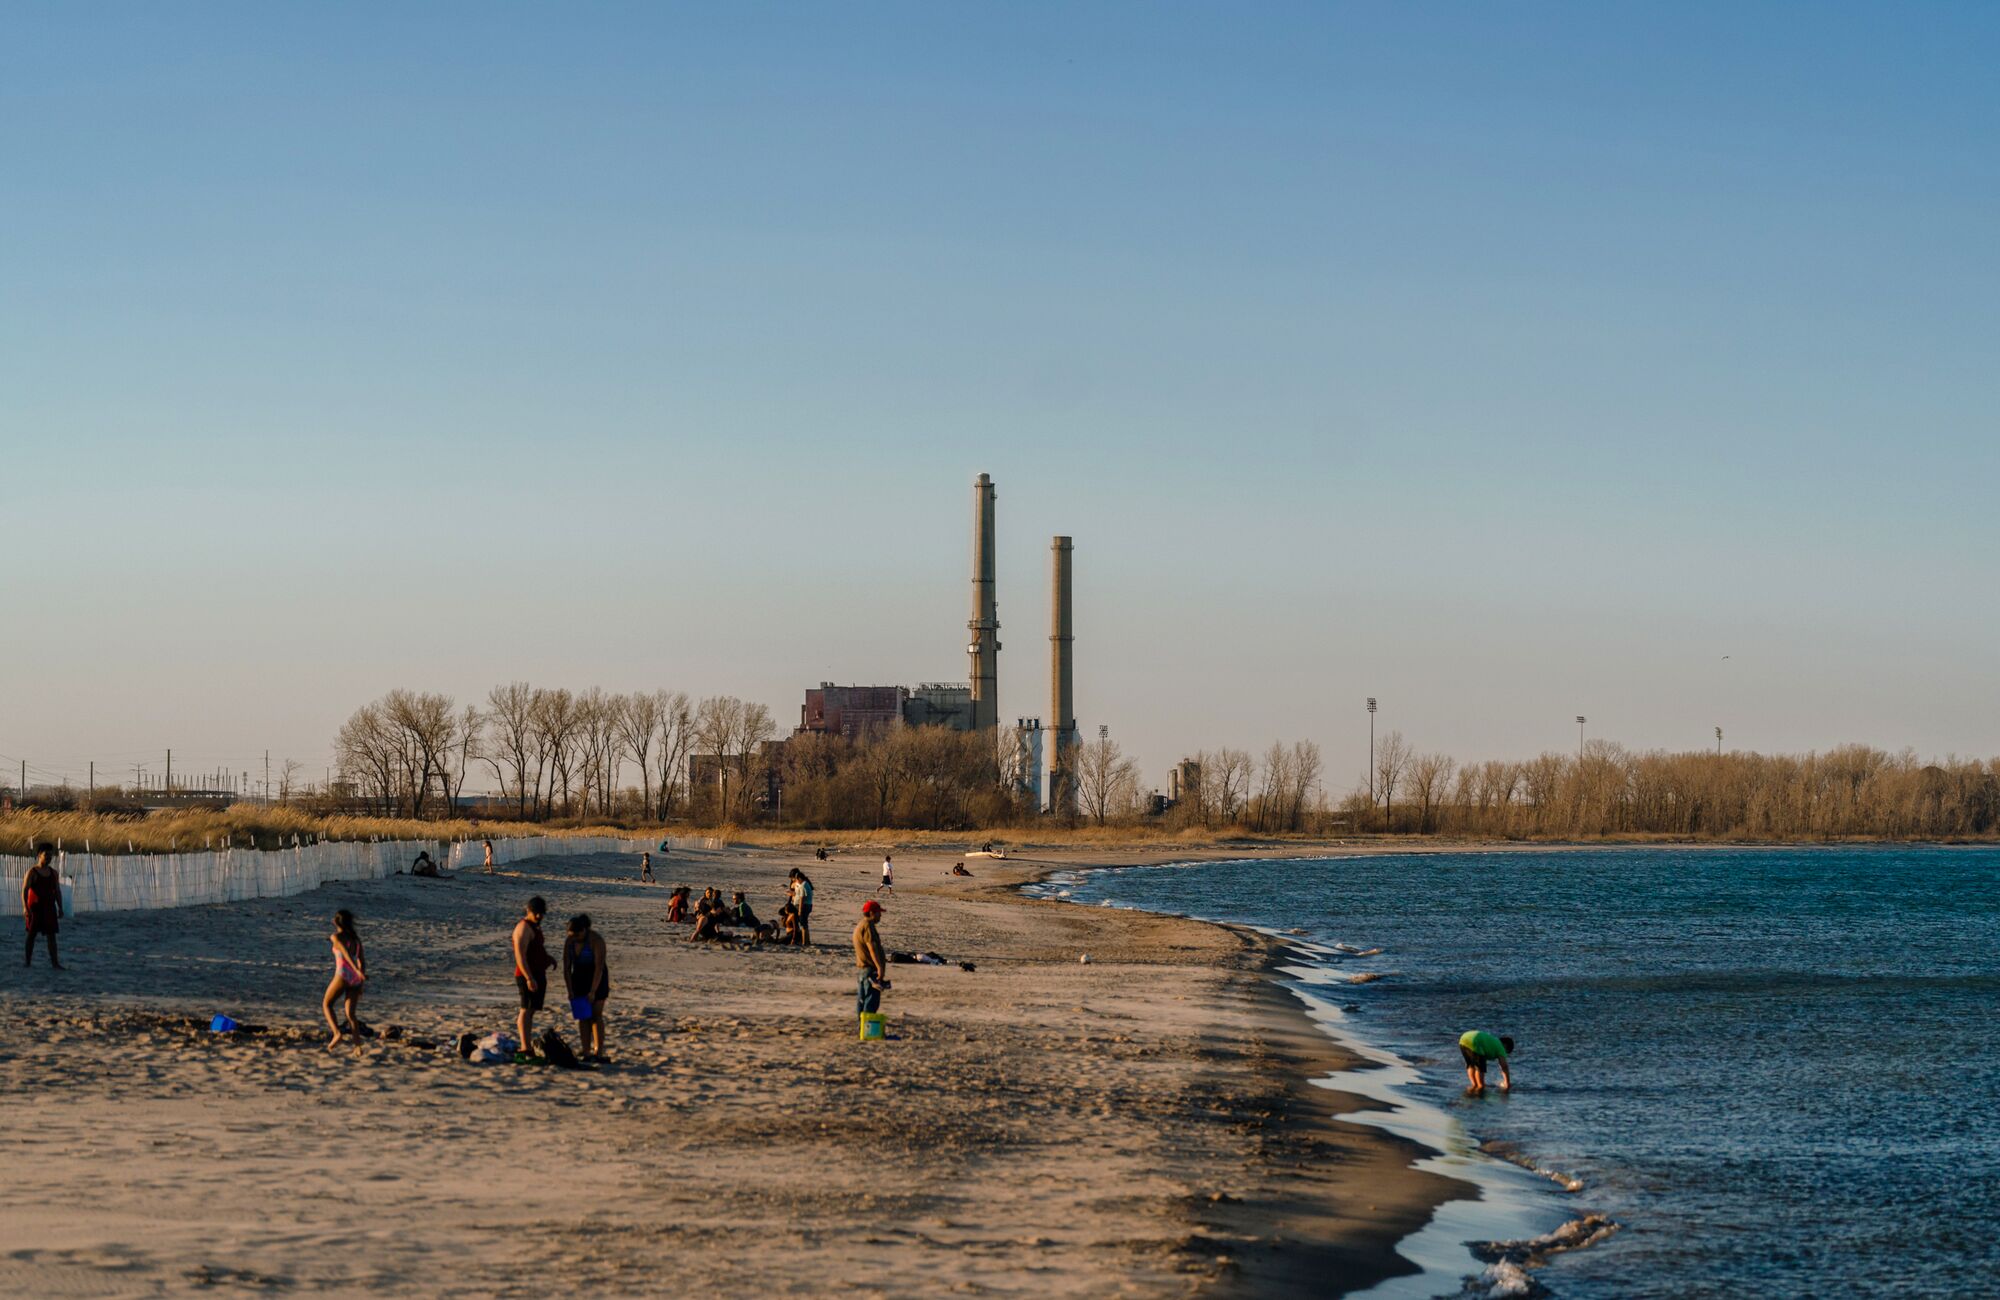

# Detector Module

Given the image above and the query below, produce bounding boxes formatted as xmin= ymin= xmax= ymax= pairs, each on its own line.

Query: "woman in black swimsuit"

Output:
xmin=562 ymin=914 xmax=610 ymax=1061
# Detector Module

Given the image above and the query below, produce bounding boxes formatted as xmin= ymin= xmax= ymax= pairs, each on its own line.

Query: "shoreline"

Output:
xmin=0 ymin=841 xmax=1509 ymax=1297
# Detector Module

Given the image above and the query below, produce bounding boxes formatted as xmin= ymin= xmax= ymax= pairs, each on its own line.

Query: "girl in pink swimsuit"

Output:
xmin=323 ymin=909 xmax=369 ymax=1050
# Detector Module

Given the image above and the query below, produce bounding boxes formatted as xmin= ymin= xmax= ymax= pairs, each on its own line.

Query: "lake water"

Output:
xmin=1032 ymin=847 xmax=2000 ymax=1298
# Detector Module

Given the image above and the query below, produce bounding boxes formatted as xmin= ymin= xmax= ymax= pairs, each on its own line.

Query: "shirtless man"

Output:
xmin=853 ymin=900 xmax=889 ymax=1022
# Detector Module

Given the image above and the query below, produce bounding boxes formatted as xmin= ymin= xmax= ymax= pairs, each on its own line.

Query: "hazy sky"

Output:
xmin=5 ymin=3 xmax=1998 ymax=795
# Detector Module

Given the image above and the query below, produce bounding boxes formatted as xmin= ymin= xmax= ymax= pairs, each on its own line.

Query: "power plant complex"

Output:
xmin=794 ymin=472 xmax=1078 ymax=814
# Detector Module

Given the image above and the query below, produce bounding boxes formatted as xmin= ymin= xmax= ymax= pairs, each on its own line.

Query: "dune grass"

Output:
xmin=0 ymin=807 xmax=643 ymax=857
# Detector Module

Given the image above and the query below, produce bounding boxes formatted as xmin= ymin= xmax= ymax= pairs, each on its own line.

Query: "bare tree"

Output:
xmin=1375 ymin=730 xmax=1411 ymax=831
xmin=278 ymin=758 xmax=303 ymax=804
xmin=1076 ymin=735 xmax=1140 ymax=825
xmin=693 ymin=696 xmax=774 ymax=820
xmin=653 ymin=691 xmax=695 ymax=819
xmin=1407 ymin=752 xmax=1456 ymax=833
xmin=532 ymin=687 xmax=581 ymax=818
xmin=484 ymin=682 xmax=538 ymax=817
xmin=334 ymin=702 xmax=399 ymax=814
xmin=617 ymin=690 xmax=665 ymax=816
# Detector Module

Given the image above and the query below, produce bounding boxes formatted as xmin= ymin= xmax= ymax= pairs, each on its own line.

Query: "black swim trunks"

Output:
xmin=1461 ymin=1044 xmax=1488 ymax=1070
xmin=516 ymin=976 xmax=546 ymax=1011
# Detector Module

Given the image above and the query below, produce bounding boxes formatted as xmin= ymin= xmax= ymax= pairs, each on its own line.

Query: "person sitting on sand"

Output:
xmin=947 ymin=862 xmax=972 ymax=877
xmin=854 ymin=900 xmax=890 ymax=1021
xmin=411 ymin=850 xmax=443 ymax=878
xmin=562 ymin=914 xmax=611 ymax=1061
xmin=1459 ymin=1030 xmax=1514 ymax=1094
xmin=513 ymin=897 xmax=554 ymax=1060
xmin=22 ymin=848 xmax=63 ymax=970
xmin=700 ymin=886 xmax=725 ymax=913
xmin=690 ymin=900 xmax=725 ymax=943
xmin=731 ymin=890 xmax=759 ymax=930
xmin=667 ymin=886 xmax=690 ymax=924
xmin=639 ymin=852 xmax=654 ymax=884
xmin=814 ymin=846 xmax=829 ymax=862
xmin=776 ymin=901 xmax=801 ymax=946
xmin=323 ymin=909 xmax=369 ymax=1049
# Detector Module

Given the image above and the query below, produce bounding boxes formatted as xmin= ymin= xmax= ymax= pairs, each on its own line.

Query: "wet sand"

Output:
xmin=0 ymin=844 xmax=1465 ymax=1297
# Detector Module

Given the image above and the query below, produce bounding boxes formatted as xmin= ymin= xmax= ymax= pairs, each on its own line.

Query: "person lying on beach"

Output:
xmin=1459 ymin=1030 xmax=1514 ymax=1093
xmin=562 ymin=914 xmax=610 ymax=1061
xmin=323 ymin=909 xmax=369 ymax=1049
xmin=22 ymin=848 xmax=63 ymax=969
xmin=639 ymin=852 xmax=654 ymax=884
xmin=513 ymin=897 xmax=554 ymax=1060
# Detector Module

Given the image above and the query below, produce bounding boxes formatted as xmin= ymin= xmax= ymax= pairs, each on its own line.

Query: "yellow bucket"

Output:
xmin=859 ymin=1012 xmax=886 ymax=1042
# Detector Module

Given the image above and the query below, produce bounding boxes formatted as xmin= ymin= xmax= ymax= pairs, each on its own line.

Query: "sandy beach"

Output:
xmin=0 ymin=845 xmax=1465 ymax=1298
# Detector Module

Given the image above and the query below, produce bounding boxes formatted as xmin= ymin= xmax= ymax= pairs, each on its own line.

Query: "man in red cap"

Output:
xmin=854 ymin=899 xmax=889 ymax=1022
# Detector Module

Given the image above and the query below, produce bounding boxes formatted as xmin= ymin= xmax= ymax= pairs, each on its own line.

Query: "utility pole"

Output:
xmin=89 ymin=761 xmax=94 ymax=795
xmin=265 ymin=750 xmax=270 ymax=802
xmin=166 ymin=748 xmax=172 ymax=795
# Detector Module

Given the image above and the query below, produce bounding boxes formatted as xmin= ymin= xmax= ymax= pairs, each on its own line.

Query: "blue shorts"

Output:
xmin=857 ymin=970 xmax=881 ymax=1016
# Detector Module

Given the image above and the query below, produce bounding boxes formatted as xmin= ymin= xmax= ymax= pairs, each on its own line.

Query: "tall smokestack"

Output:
xmin=1048 ymin=535 xmax=1077 ymax=815
xmin=968 ymin=473 xmax=1000 ymax=731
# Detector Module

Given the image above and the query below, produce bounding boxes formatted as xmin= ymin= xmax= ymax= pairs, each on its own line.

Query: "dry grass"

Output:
xmin=0 ymin=807 xmax=642 ymax=857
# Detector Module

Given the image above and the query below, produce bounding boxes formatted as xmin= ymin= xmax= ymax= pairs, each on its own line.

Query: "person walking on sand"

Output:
xmin=482 ymin=839 xmax=495 ymax=873
xmin=562 ymin=914 xmax=611 ymax=1061
xmin=877 ymin=853 xmax=894 ymax=895
xmin=854 ymin=899 xmax=889 ymax=1023
xmin=639 ymin=851 xmax=654 ymax=884
xmin=22 ymin=848 xmax=64 ymax=969
xmin=1459 ymin=1030 xmax=1514 ymax=1093
xmin=512 ymin=896 xmax=554 ymax=1059
xmin=323 ymin=909 xmax=368 ymax=1049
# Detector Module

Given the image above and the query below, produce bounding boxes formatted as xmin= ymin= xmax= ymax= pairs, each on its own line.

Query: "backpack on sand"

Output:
xmin=538 ymin=1028 xmax=591 ymax=1070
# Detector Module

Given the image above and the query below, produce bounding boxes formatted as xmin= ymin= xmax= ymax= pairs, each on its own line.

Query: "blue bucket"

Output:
xmin=570 ymin=996 xmax=595 ymax=1021
xmin=210 ymin=1014 xmax=239 ymax=1034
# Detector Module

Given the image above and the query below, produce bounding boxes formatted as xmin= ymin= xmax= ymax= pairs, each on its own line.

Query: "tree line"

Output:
xmin=333 ymin=686 xmax=771 ymax=823
xmin=1328 ymin=732 xmax=2000 ymax=839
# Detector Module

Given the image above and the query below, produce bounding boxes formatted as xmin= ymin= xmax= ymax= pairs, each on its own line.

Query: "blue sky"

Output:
xmin=4 ymin=3 xmax=1998 ymax=793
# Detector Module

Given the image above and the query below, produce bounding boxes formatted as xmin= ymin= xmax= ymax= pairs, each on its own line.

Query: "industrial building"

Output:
xmin=788 ymin=472 xmax=1079 ymax=815
xmin=799 ymin=684 xmax=908 ymax=741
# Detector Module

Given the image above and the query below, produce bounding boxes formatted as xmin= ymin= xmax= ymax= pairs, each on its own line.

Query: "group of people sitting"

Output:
xmin=659 ymin=867 xmax=817 ymax=947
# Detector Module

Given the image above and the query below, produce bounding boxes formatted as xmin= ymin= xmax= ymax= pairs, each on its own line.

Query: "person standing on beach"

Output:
xmin=853 ymin=900 xmax=889 ymax=1022
xmin=562 ymin=914 xmax=610 ymax=1061
xmin=877 ymin=854 xmax=894 ymax=895
xmin=22 ymin=848 xmax=63 ymax=969
xmin=639 ymin=851 xmax=654 ymax=884
xmin=323 ymin=909 xmax=368 ymax=1049
xmin=790 ymin=869 xmax=815 ymax=946
xmin=1459 ymin=1030 xmax=1514 ymax=1093
xmin=512 ymin=897 xmax=554 ymax=1057
xmin=482 ymin=839 xmax=495 ymax=873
